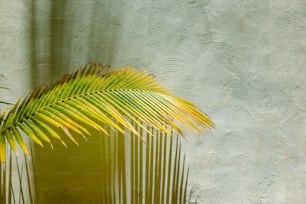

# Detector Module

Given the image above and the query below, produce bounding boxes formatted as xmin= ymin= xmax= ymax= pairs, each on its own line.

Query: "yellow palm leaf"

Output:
xmin=0 ymin=64 xmax=214 ymax=162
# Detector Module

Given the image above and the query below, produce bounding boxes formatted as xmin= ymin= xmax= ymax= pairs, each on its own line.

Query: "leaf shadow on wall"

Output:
xmin=30 ymin=1 xmax=122 ymax=203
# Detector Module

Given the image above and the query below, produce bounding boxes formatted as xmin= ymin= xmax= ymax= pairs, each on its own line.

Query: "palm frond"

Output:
xmin=0 ymin=64 xmax=214 ymax=162
xmin=0 ymin=149 xmax=35 ymax=204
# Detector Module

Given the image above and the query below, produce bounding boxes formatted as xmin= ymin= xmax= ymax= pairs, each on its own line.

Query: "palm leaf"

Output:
xmin=0 ymin=64 xmax=214 ymax=162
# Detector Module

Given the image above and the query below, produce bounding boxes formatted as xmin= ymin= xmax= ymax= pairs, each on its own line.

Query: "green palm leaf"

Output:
xmin=0 ymin=64 xmax=214 ymax=162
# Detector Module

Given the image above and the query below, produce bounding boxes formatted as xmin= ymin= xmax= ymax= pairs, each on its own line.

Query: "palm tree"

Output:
xmin=0 ymin=64 xmax=214 ymax=203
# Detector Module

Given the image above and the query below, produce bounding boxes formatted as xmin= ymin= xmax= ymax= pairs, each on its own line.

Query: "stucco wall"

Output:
xmin=1 ymin=0 xmax=306 ymax=203
xmin=0 ymin=1 xmax=33 ymax=203
xmin=112 ymin=1 xmax=306 ymax=203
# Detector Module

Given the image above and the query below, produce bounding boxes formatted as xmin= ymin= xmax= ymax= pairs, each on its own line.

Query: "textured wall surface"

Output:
xmin=1 ymin=0 xmax=306 ymax=203
xmin=0 ymin=1 xmax=34 ymax=203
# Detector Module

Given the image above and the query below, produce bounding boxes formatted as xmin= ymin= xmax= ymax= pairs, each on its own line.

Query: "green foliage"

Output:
xmin=0 ymin=64 xmax=214 ymax=203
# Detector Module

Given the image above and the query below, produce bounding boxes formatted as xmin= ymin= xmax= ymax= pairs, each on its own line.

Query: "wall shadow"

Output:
xmin=30 ymin=1 xmax=122 ymax=203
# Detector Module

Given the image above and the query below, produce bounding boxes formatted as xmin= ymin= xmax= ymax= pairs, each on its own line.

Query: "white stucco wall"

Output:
xmin=0 ymin=1 xmax=33 ymax=203
xmin=0 ymin=1 xmax=31 ymax=101
xmin=1 ymin=0 xmax=306 ymax=203
xmin=107 ymin=1 xmax=306 ymax=203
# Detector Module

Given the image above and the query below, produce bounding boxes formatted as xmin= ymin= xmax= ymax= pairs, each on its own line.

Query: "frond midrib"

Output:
xmin=0 ymin=88 xmax=170 ymax=135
